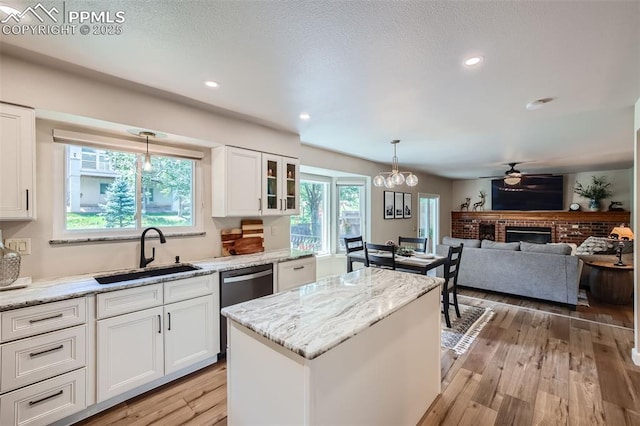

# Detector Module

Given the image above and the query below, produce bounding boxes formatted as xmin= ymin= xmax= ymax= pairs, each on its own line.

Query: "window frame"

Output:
xmin=290 ymin=173 xmax=370 ymax=256
xmin=334 ymin=178 xmax=367 ymax=254
xmin=52 ymin=142 xmax=204 ymax=241
xmin=291 ymin=173 xmax=332 ymax=256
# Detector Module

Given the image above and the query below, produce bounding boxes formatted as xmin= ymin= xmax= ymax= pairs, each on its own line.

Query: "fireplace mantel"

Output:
xmin=452 ymin=211 xmax=630 ymax=222
xmin=451 ymin=210 xmax=631 ymax=245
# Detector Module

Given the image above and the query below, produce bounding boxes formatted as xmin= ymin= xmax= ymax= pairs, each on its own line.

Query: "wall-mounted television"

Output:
xmin=491 ymin=175 xmax=564 ymax=211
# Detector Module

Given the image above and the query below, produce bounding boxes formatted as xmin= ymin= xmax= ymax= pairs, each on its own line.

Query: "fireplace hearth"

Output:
xmin=505 ymin=226 xmax=552 ymax=244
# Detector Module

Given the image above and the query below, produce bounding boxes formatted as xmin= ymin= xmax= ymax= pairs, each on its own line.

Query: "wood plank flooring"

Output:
xmin=77 ymin=292 xmax=638 ymax=425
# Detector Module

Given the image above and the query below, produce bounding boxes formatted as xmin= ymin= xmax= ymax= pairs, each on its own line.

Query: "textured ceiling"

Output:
xmin=1 ymin=0 xmax=639 ymax=179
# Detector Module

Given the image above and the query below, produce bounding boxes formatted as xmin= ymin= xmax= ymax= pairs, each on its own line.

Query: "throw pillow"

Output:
xmin=521 ymin=242 xmax=572 ymax=255
xmin=575 ymin=236 xmax=617 ymax=255
xmin=442 ymin=237 xmax=481 ymax=248
xmin=481 ymin=240 xmax=521 ymax=251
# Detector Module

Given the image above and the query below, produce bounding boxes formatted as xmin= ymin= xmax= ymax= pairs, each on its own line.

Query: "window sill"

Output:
xmin=49 ymin=231 xmax=206 ymax=246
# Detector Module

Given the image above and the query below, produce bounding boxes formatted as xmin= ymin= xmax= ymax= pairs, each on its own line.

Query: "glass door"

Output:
xmin=418 ymin=193 xmax=439 ymax=253
xmin=262 ymin=154 xmax=281 ymax=215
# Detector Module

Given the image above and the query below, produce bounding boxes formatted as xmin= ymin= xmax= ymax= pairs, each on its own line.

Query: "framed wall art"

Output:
xmin=384 ymin=191 xmax=394 ymax=219
xmin=394 ymin=192 xmax=404 ymax=219
xmin=403 ymin=193 xmax=412 ymax=218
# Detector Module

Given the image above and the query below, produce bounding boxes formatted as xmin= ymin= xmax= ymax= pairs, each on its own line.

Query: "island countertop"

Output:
xmin=221 ymin=268 xmax=443 ymax=360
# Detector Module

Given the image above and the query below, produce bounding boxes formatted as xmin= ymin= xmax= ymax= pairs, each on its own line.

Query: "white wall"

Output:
xmin=452 ymin=169 xmax=633 ymax=212
xmin=0 ymin=54 xmax=295 ymax=279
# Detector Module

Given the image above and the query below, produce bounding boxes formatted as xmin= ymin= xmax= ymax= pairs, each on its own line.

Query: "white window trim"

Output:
xmin=298 ymin=173 xmax=332 ymax=256
xmin=52 ymin=142 xmax=204 ymax=241
xmin=53 ymin=129 xmax=204 ymax=159
xmin=333 ymin=178 xmax=368 ymax=254
xmin=293 ymin=173 xmax=370 ymax=256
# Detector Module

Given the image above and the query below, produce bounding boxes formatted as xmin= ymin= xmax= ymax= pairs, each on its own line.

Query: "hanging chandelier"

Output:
xmin=373 ymin=140 xmax=418 ymax=188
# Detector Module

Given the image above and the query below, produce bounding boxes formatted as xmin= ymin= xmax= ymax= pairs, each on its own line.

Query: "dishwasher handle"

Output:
xmin=223 ymin=269 xmax=273 ymax=284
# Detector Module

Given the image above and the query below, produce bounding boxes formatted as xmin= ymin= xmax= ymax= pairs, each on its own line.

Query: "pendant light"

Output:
xmin=373 ymin=140 xmax=418 ymax=188
xmin=139 ymin=131 xmax=155 ymax=171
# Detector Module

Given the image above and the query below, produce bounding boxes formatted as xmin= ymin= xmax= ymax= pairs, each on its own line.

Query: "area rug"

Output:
xmin=578 ymin=289 xmax=590 ymax=307
xmin=441 ymin=303 xmax=494 ymax=355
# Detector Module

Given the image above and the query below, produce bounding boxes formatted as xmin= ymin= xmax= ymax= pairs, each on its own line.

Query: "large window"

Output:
xmin=290 ymin=177 xmax=330 ymax=254
xmin=337 ymin=182 xmax=366 ymax=252
xmin=290 ymin=174 xmax=367 ymax=255
xmin=64 ymin=144 xmax=194 ymax=232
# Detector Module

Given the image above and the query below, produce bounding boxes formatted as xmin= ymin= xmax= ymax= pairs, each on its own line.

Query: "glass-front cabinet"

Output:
xmin=261 ymin=154 xmax=299 ymax=216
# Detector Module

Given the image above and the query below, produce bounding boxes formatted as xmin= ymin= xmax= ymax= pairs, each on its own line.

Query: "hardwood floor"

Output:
xmin=77 ymin=293 xmax=638 ymax=425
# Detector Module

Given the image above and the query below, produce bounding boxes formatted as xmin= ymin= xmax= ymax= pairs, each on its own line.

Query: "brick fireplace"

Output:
xmin=451 ymin=211 xmax=631 ymax=245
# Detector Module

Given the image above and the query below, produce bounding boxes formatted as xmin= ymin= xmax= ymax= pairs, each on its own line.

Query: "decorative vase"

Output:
xmin=0 ymin=240 xmax=21 ymax=287
xmin=588 ymin=199 xmax=600 ymax=211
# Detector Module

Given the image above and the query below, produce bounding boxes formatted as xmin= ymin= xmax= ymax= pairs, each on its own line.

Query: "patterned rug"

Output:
xmin=441 ymin=303 xmax=494 ymax=355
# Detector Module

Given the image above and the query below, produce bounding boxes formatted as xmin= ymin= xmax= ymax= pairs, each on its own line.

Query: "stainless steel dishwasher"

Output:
xmin=219 ymin=263 xmax=273 ymax=355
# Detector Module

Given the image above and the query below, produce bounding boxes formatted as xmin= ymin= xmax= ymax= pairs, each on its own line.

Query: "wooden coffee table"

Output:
xmin=584 ymin=260 xmax=634 ymax=305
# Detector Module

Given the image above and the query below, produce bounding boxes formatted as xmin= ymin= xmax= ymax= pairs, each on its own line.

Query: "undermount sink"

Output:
xmin=94 ymin=264 xmax=201 ymax=285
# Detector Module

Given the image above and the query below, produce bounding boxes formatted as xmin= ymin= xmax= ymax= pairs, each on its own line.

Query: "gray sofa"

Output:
xmin=436 ymin=237 xmax=583 ymax=307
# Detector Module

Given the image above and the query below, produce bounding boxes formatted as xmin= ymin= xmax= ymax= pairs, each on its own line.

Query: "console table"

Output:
xmin=584 ymin=259 xmax=634 ymax=305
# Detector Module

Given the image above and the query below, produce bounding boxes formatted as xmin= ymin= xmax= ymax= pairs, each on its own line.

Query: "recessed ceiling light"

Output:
xmin=204 ymin=81 xmax=219 ymax=88
xmin=299 ymin=112 xmax=310 ymax=120
xmin=526 ymin=97 xmax=554 ymax=110
xmin=464 ymin=56 xmax=484 ymax=67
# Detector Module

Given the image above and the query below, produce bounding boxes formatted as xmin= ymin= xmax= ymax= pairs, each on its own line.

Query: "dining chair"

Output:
xmin=364 ymin=243 xmax=396 ymax=270
xmin=398 ymin=236 xmax=428 ymax=253
xmin=442 ymin=243 xmax=464 ymax=328
xmin=344 ymin=236 xmax=366 ymax=271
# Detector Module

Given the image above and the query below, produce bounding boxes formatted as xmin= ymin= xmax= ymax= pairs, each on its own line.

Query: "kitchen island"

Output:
xmin=221 ymin=267 xmax=444 ymax=425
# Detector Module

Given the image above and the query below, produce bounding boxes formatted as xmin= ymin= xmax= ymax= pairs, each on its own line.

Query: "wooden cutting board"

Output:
xmin=231 ymin=236 xmax=264 ymax=255
xmin=221 ymin=220 xmax=265 ymax=256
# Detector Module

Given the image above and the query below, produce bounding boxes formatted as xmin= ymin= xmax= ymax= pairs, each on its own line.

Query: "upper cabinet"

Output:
xmin=0 ymin=103 xmax=35 ymax=220
xmin=261 ymin=153 xmax=299 ymax=216
xmin=212 ymin=146 xmax=299 ymax=217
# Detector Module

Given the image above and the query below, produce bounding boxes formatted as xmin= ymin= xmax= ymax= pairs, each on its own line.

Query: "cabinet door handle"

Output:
xmin=157 ymin=314 xmax=161 ymax=333
xmin=258 ymin=198 xmax=262 ymax=211
xmin=293 ymin=266 xmax=305 ymax=270
xmin=29 ymin=313 xmax=63 ymax=323
xmin=29 ymin=390 xmax=63 ymax=406
xmin=279 ymin=199 xmax=283 ymax=211
xmin=26 ymin=189 xmax=29 ymax=211
xmin=30 ymin=344 xmax=64 ymax=357
xmin=167 ymin=312 xmax=171 ymax=331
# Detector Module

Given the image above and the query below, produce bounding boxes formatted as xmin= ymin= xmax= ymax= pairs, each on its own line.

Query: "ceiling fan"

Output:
xmin=481 ymin=162 xmax=553 ymax=185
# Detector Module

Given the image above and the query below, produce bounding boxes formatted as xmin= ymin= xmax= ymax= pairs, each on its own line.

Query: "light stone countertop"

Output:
xmin=221 ymin=268 xmax=443 ymax=360
xmin=0 ymin=249 xmax=313 ymax=312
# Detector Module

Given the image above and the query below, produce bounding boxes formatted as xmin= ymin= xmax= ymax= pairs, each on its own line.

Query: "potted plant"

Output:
xmin=574 ymin=176 xmax=612 ymax=211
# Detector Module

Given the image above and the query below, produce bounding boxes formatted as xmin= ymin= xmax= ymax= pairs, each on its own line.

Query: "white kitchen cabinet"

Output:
xmin=212 ymin=146 xmax=299 ymax=217
xmin=277 ymin=256 xmax=316 ymax=292
xmin=0 ymin=103 xmax=35 ymax=220
xmin=0 ymin=298 xmax=88 ymax=426
xmin=262 ymin=154 xmax=299 ymax=216
xmin=164 ymin=295 xmax=217 ymax=375
xmin=212 ymin=146 xmax=262 ymax=217
xmin=96 ymin=275 xmax=219 ymax=403
xmin=96 ymin=306 xmax=164 ymax=402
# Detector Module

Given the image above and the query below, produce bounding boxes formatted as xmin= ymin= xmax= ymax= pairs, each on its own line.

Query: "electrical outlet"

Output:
xmin=5 ymin=238 xmax=31 ymax=255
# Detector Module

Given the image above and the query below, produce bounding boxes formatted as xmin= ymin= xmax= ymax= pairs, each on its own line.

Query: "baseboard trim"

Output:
xmin=632 ymin=348 xmax=640 ymax=366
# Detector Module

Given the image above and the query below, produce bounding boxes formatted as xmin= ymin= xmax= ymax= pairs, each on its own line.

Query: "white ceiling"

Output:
xmin=1 ymin=0 xmax=639 ymax=179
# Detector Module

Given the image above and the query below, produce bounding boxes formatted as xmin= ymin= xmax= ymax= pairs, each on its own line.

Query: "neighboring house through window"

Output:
xmin=64 ymin=144 xmax=195 ymax=232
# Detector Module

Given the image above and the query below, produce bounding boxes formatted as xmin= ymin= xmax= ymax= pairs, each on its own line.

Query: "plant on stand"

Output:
xmin=574 ymin=176 xmax=612 ymax=211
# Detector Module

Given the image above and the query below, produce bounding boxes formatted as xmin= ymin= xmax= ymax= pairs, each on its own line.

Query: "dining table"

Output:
xmin=346 ymin=249 xmax=446 ymax=274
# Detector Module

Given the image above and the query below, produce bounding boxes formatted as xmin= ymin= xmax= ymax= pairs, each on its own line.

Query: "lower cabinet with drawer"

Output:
xmin=0 ymin=298 xmax=88 ymax=426
xmin=96 ymin=275 xmax=219 ymax=403
xmin=277 ymin=256 xmax=316 ymax=292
